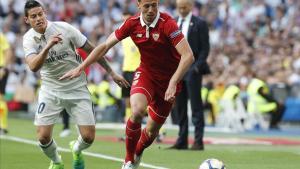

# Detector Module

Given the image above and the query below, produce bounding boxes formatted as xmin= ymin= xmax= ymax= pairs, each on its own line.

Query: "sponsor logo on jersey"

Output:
xmin=45 ymin=50 xmax=68 ymax=63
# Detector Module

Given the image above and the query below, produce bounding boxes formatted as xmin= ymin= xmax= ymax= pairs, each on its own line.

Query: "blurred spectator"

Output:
xmin=0 ymin=32 xmax=11 ymax=134
xmin=247 ymin=75 xmax=285 ymax=129
xmin=97 ymin=73 xmax=122 ymax=122
xmin=1 ymin=0 xmax=300 ymax=125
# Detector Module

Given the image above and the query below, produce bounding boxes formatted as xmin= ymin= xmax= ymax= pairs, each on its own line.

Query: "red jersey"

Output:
xmin=115 ymin=12 xmax=184 ymax=81
xmin=76 ymin=48 xmax=90 ymax=75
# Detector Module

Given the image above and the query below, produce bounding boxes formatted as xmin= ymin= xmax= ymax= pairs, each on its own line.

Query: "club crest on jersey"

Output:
xmin=33 ymin=36 xmax=41 ymax=43
xmin=152 ymin=33 xmax=159 ymax=41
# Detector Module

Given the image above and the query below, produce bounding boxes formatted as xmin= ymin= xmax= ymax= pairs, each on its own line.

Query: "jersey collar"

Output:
xmin=140 ymin=12 xmax=160 ymax=28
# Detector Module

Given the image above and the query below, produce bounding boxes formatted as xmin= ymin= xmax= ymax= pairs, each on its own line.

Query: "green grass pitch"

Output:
xmin=1 ymin=117 xmax=300 ymax=169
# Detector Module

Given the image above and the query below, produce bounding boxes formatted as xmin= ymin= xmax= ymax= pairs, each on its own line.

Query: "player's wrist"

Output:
xmin=169 ymin=79 xmax=178 ymax=86
xmin=78 ymin=64 xmax=85 ymax=72
xmin=107 ymin=70 xmax=115 ymax=77
xmin=45 ymin=43 xmax=53 ymax=50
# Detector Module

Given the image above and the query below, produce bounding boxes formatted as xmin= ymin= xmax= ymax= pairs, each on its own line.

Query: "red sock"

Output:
xmin=135 ymin=128 xmax=158 ymax=156
xmin=125 ymin=119 xmax=141 ymax=163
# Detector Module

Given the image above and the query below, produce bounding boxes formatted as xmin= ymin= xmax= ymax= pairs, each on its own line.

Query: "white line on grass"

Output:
xmin=0 ymin=135 xmax=169 ymax=169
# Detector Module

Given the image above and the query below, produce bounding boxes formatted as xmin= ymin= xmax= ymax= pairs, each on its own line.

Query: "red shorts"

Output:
xmin=130 ymin=69 xmax=181 ymax=124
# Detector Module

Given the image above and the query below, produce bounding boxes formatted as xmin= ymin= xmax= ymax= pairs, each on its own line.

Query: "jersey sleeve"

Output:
xmin=66 ymin=23 xmax=87 ymax=48
xmin=23 ymin=34 xmax=38 ymax=57
xmin=164 ymin=18 xmax=184 ymax=47
xmin=115 ymin=19 xmax=131 ymax=41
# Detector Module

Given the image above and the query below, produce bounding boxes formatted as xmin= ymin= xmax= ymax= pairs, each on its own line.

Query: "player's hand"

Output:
xmin=59 ymin=66 xmax=82 ymax=80
xmin=164 ymin=81 xmax=177 ymax=103
xmin=110 ymin=71 xmax=130 ymax=88
xmin=46 ymin=33 xmax=62 ymax=48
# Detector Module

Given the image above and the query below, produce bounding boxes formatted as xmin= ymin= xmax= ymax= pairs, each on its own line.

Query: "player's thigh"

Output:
xmin=65 ymin=87 xmax=95 ymax=126
xmin=130 ymin=93 xmax=148 ymax=115
xmin=130 ymin=70 xmax=154 ymax=104
xmin=34 ymin=89 xmax=64 ymax=126
xmin=130 ymin=70 xmax=154 ymax=115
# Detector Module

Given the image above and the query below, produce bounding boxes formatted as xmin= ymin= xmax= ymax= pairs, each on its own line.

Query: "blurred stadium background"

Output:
xmin=1 ymin=0 xmax=300 ymax=169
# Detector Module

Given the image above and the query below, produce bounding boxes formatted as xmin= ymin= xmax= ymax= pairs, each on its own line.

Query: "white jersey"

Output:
xmin=23 ymin=21 xmax=87 ymax=91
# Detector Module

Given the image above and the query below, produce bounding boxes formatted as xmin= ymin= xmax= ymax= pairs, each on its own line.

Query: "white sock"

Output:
xmin=73 ymin=135 xmax=91 ymax=153
xmin=39 ymin=139 xmax=62 ymax=164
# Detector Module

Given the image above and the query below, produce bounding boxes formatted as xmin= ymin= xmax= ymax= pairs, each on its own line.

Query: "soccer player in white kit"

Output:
xmin=22 ymin=1 xmax=130 ymax=169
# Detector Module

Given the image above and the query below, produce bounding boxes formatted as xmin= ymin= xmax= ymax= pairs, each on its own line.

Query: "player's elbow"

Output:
xmin=95 ymin=43 xmax=109 ymax=58
xmin=28 ymin=64 xmax=40 ymax=72
xmin=25 ymin=56 xmax=41 ymax=72
xmin=188 ymin=52 xmax=195 ymax=64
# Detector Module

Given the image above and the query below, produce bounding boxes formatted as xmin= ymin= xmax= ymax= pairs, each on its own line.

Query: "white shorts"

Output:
xmin=34 ymin=86 xmax=95 ymax=126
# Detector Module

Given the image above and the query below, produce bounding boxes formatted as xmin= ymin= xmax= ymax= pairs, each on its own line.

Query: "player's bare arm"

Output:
xmin=60 ymin=33 xmax=130 ymax=88
xmin=81 ymin=40 xmax=113 ymax=74
xmin=25 ymin=33 xmax=62 ymax=72
xmin=82 ymin=39 xmax=130 ymax=87
xmin=164 ymin=38 xmax=194 ymax=102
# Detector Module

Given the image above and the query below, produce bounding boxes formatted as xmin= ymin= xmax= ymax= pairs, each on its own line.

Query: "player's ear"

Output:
xmin=24 ymin=17 xmax=29 ymax=24
xmin=137 ymin=0 xmax=141 ymax=9
xmin=43 ymin=8 xmax=47 ymax=18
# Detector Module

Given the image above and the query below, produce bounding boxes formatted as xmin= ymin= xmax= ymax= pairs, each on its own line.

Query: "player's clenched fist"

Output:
xmin=165 ymin=81 xmax=177 ymax=103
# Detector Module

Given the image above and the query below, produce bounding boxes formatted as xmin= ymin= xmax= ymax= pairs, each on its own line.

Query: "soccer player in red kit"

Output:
xmin=60 ymin=0 xmax=194 ymax=168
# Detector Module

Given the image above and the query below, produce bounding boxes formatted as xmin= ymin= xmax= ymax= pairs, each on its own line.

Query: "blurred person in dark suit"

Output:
xmin=170 ymin=0 xmax=210 ymax=150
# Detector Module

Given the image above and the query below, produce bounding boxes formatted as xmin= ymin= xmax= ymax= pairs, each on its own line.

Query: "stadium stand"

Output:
xmin=1 ymin=0 xmax=300 ymax=126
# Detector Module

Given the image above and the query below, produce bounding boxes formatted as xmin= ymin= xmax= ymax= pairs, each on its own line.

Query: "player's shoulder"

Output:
xmin=130 ymin=13 xmax=140 ymax=20
xmin=51 ymin=21 xmax=72 ymax=29
xmin=118 ymin=13 xmax=140 ymax=30
xmin=23 ymin=28 xmax=35 ymax=40
xmin=159 ymin=12 xmax=174 ymax=22
xmin=125 ymin=13 xmax=140 ymax=24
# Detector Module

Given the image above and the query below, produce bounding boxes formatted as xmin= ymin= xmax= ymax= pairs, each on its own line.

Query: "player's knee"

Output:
xmin=38 ymin=136 xmax=52 ymax=145
xmin=130 ymin=111 xmax=144 ymax=123
xmin=81 ymin=133 xmax=95 ymax=144
xmin=130 ymin=104 xmax=146 ymax=122
xmin=131 ymin=103 xmax=145 ymax=114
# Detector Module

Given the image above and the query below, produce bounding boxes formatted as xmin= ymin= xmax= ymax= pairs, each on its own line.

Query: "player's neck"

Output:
xmin=143 ymin=19 xmax=152 ymax=26
xmin=34 ymin=20 xmax=48 ymax=34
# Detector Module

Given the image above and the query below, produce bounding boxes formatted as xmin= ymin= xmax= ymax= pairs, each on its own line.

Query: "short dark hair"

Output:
xmin=24 ymin=0 xmax=43 ymax=17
